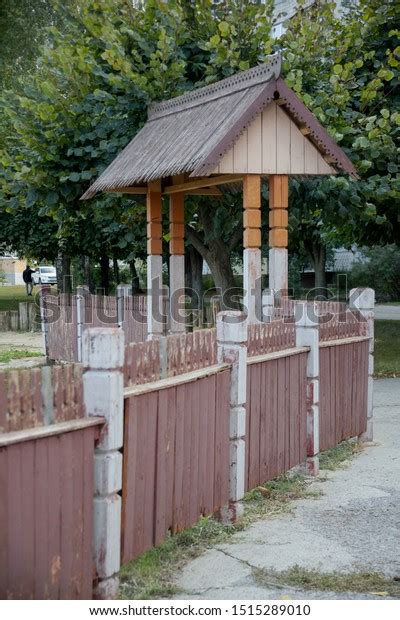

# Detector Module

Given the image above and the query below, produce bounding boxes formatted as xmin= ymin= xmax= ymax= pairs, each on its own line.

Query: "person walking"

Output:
xmin=22 ymin=265 xmax=36 ymax=296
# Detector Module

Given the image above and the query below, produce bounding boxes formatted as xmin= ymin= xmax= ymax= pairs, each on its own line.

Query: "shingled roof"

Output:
xmin=82 ymin=53 xmax=357 ymax=200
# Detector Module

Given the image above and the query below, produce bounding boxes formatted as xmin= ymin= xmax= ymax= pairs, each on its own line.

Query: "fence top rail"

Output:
xmin=246 ymin=346 xmax=310 ymax=366
xmin=123 ymin=362 xmax=230 ymax=398
xmin=319 ymin=335 xmax=370 ymax=348
xmin=0 ymin=416 xmax=104 ymax=448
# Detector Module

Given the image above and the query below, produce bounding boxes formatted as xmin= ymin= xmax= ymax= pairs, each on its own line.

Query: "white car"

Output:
xmin=32 ymin=265 xmax=57 ymax=285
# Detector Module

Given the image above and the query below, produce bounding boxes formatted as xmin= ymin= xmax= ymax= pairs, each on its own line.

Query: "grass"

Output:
xmin=319 ymin=439 xmax=363 ymax=471
xmin=253 ymin=565 xmax=400 ymax=597
xmin=0 ymin=284 xmax=58 ymax=311
xmin=0 ymin=349 xmax=43 ymax=364
xmin=119 ymin=517 xmax=240 ymax=599
xmin=241 ymin=472 xmax=323 ymax=523
xmin=119 ymin=439 xmax=367 ymax=600
xmin=0 ymin=285 xmax=36 ymax=311
xmin=374 ymin=320 xmax=400 ymax=377
xmin=119 ymin=472 xmax=321 ymax=599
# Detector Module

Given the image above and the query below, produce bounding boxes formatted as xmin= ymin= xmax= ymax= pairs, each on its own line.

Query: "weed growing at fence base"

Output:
xmin=319 ymin=439 xmax=363 ymax=471
xmin=119 ymin=446 xmax=365 ymax=599
xmin=253 ymin=565 xmax=400 ymax=597
xmin=119 ymin=517 xmax=241 ymax=599
xmin=0 ymin=349 xmax=43 ymax=364
xmin=242 ymin=473 xmax=323 ymax=524
xmin=118 ymin=474 xmax=321 ymax=600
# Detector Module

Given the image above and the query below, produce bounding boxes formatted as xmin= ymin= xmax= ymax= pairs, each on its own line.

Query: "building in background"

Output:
xmin=0 ymin=256 xmax=25 ymax=285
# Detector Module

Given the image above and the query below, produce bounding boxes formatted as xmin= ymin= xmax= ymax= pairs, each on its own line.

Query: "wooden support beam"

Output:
xmin=269 ymin=175 xmax=288 ymax=249
xmin=269 ymin=174 xmax=289 ymax=294
xmin=164 ymin=174 xmax=242 ymax=194
xmin=147 ymin=180 xmax=162 ymax=255
xmin=243 ymin=175 xmax=261 ymax=249
xmin=105 ymin=187 xmax=147 ymax=194
xmin=169 ymin=193 xmax=185 ymax=255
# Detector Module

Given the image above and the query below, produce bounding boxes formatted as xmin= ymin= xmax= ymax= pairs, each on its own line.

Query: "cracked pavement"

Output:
xmin=173 ymin=379 xmax=400 ymax=600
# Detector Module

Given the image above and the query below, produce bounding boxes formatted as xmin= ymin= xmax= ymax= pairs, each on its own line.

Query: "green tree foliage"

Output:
xmin=0 ymin=0 xmax=60 ymax=88
xmin=0 ymin=0 xmax=398 ymax=296
xmin=281 ymin=0 xmax=399 ymax=289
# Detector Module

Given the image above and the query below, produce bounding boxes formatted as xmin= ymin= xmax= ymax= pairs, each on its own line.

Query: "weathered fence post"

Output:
xmin=116 ymin=284 xmax=127 ymax=329
xmin=295 ymin=301 xmax=320 ymax=475
xmin=39 ymin=285 xmax=51 ymax=359
xmin=82 ymin=327 xmax=125 ymax=599
xmin=262 ymin=289 xmax=275 ymax=323
xmin=76 ymin=287 xmax=86 ymax=363
xmin=19 ymin=302 xmax=29 ymax=331
xmin=217 ymin=310 xmax=248 ymax=521
xmin=349 ymin=287 xmax=375 ymax=441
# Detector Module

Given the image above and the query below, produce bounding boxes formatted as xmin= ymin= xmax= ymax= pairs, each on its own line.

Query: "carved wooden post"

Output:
xmin=269 ymin=175 xmax=288 ymax=296
xmin=243 ymin=175 xmax=262 ymax=323
xmin=169 ymin=192 xmax=186 ymax=333
xmin=147 ymin=180 xmax=164 ymax=338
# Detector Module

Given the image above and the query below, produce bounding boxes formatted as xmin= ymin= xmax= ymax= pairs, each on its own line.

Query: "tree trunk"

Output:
xmin=56 ymin=250 xmax=72 ymax=294
xmin=129 ymin=260 xmax=141 ymax=294
xmin=310 ymin=243 xmax=327 ymax=299
xmin=80 ymin=255 xmax=94 ymax=292
xmin=113 ymin=256 xmax=120 ymax=286
xmin=206 ymin=241 xmax=239 ymax=309
xmin=99 ymin=255 xmax=110 ymax=295
xmin=185 ymin=245 xmax=203 ymax=309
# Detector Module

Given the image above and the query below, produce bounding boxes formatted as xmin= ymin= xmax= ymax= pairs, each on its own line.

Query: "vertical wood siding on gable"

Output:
xmin=212 ymin=103 xmax=336 ymax=176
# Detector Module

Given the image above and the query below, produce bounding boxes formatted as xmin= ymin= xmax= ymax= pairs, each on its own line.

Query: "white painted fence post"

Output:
xmin=295 ymin=301 xmax=320 ymax=475
xmin=349 ymin=287 xmax=375 ymax=441
xmin=217 ymin=310 xmax=248 ymax=522
xmin=76 ymin=287 xmax=86 ymax=363
xmin=82 ymin=327 xmax=125 ymax=600
xmin=116 ymin=284 xmax=129 ymax=329
xmin=39 ymin=285 xmax=51 ymax=360
xmin=262 ymin=288 xmax=276 ymax=323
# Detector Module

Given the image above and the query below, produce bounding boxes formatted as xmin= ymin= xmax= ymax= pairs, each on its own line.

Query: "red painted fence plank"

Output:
xmin=319 ymin=340 xmax=369 ymax=451
xmin=121 ymin=369 xmax=230 ymax=565
xmin=0 ymin=428 xmax=97 ymax=600
xmin=245 ymin=352 xmax=308 ymax=492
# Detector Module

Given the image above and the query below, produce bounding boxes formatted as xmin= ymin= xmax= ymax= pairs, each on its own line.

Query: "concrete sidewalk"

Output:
xmin=174 ymin=379 xmax=400 ymax=600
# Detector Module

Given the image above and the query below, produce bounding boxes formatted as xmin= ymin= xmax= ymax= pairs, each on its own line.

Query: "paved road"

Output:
xmin=174 ymin=379 xmax=400 ymax=600
xmin=375 ymin=305 xmax=400 ymax=321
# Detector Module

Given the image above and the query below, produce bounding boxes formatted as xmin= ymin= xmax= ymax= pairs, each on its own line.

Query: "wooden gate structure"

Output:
xmin=81 ymin=52 xmax=357 ymax=337
xmin=2 ymin=54 xmax=373 ymax=599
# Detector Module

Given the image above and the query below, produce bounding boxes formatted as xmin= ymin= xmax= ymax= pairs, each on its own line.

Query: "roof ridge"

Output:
xmin=148 ymin=53 xmax=281 ymax=121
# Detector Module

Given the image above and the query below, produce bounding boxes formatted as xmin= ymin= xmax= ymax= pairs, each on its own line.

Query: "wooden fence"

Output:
xmin=121 ymin=366 xmax=230 ymax=563
xmin=124 ymin=328 xmax=217 ymax=386
xmin=1 ymin=292 xmax=373 ymax=598
xmin=46 ymin=293 xmax=149 ymax=362
xmin=246 ymin=349 xmax=308 ymax=491
xmin=0 ymin=364 xmax=103 ymax=600
xmin=319 ymin=338 xmax=369 ymax=451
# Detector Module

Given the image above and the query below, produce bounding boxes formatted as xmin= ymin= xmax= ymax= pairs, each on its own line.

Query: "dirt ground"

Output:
xmin=0 ymin=331 xmax=44 ymax=351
